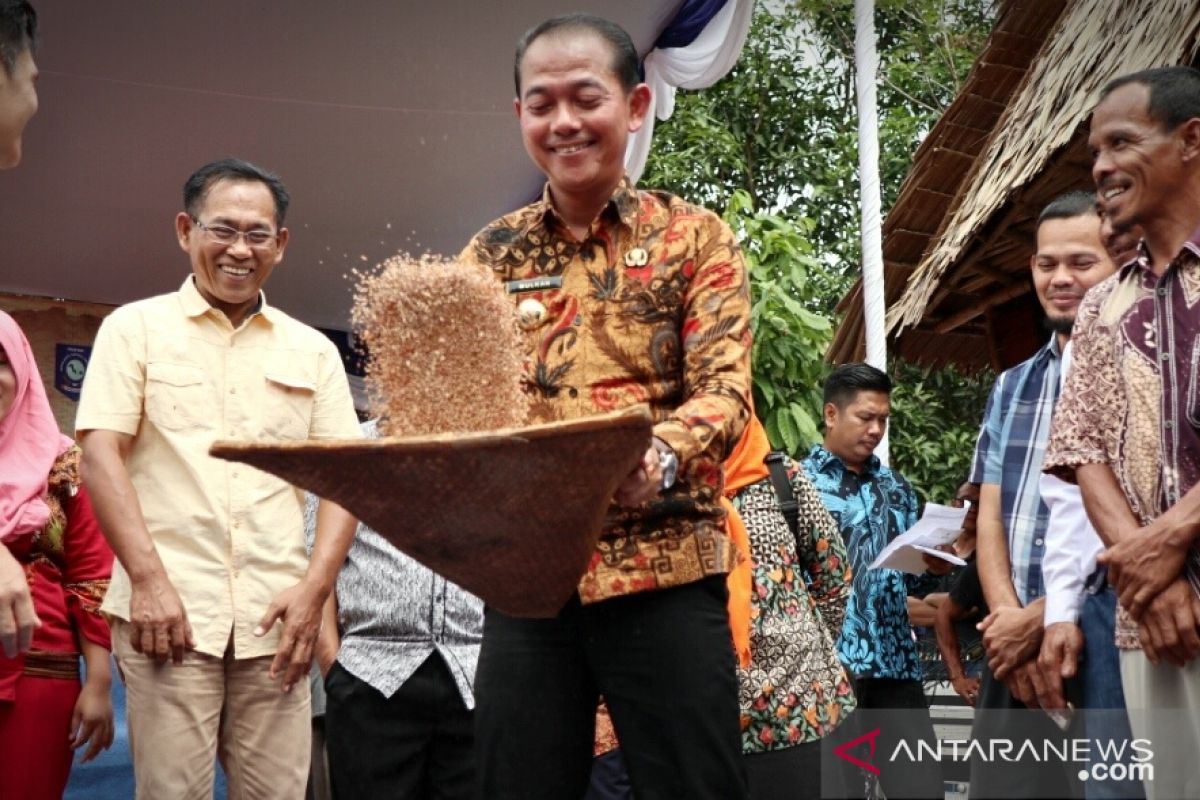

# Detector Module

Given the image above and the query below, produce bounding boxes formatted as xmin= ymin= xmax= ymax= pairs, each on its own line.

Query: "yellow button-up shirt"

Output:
xmin=76 ymin=277 xmax=360 ymax=658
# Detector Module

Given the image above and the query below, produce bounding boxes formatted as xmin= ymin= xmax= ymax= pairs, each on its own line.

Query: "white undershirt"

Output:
xmin=1040 ymin=340 xmax=1105 ymax=626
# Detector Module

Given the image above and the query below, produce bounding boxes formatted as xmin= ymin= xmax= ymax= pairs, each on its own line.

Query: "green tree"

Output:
xmin=643 ymin=1 xmax=997 ymax=496
xmin=645 ymin=0 xmax=995 ymax=282
xmin=724 ymin=190 xmax=832 ymax=454
xmin=887 ymin=360 xmax=993 ymax=505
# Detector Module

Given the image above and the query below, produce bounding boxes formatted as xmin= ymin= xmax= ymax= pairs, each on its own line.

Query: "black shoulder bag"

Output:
xmin=763 ymin=451 xmax=800 ymax=537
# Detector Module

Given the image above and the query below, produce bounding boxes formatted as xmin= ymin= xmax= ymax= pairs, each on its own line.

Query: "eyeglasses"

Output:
xmin=193 ymin=219 xmax=279 ymax=250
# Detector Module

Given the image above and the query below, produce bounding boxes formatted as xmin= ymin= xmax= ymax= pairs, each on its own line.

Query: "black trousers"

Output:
xmin=744 ymin=739 xmax=827 ymax=800
xmin=585 ymin=749 xmax=634 ymax=800
xmin=324 ymin=654 xmax=475 ymax=800
xmin=473 ymin=575 xmax=747 ymax=800
xmin=968 ymin=662 xmax=1081 ymax=799
xmin=826 ymin=677 xmax=944 ymax=800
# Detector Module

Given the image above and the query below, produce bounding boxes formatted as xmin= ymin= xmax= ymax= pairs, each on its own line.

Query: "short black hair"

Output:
xmin=0 ymin=0 xmax=36 ymax=77
xmin=183 ymin=158 xmax=291 ymax=227
xmin=823 ymin=363 xmax=891 ymax=409
xmin=1036 ymin=190 xmax=1098 ymax=233
xmin=1101 ymin=66 xmax=1200 ymax=131
xmin=514 ymin=13 xmax=640 ymax=96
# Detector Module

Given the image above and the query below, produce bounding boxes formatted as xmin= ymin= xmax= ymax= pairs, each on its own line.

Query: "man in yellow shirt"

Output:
xmin=77 ymin=158 xmax=361 ymax=799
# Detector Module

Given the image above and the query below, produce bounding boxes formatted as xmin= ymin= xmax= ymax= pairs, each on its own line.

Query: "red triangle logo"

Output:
xmin=833 ymin=727 xmax=881 ymax=775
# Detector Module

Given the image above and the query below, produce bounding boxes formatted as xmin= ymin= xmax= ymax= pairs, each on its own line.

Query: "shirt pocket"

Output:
xmin=144 ymin=362 xmax=211 ymax=432
xmin=263 ymin=354 xmax=318 ymax=439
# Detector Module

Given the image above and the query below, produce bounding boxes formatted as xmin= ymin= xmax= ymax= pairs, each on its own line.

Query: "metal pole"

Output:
xmin=855 ymin=0 xmax=889 ymax=464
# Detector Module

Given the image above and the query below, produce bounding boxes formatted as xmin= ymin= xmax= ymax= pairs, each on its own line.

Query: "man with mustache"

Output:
xmin=969 ymin=191 xmax=1115 ymax=798
xmin=1044 ymin=65 xmax=1200 ymax=800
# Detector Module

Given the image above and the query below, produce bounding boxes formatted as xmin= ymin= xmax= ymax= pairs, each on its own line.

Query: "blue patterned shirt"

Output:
xmin=978 ymin=336 xmax=1062 ymax=605
xmin=802 ymin=445 xmax=933 ymax=681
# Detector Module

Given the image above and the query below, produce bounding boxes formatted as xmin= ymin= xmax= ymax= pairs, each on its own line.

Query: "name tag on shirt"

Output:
xmin=505 ymin=276 xmax=563 ymax=294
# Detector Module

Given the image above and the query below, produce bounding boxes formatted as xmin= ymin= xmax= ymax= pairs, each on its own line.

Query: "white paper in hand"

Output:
xmin=870 ymin=503 xmax=969 ymax=574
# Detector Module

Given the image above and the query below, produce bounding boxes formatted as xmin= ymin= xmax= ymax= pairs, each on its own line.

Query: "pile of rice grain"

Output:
xmin=351 ymin=254 xmax=529 ymax=437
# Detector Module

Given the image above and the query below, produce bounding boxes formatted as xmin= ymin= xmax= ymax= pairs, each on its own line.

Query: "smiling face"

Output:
xmin=0 ymin=48 xmax=38 ymax=169
xmin=175 ymin=178 xmax=289 ymax=327
xmin=1030 ymin=213 xmax=1115 ymax=334
xmin=823 ymin=390 xmax=890 ymax=473
xmin=515 ymin=30 xmax=650 ymax=213
xmin=1090 ymin=83 xmax=1189 ymax=233
xmin=1098 ymin=207 xmax=1142 ymax=266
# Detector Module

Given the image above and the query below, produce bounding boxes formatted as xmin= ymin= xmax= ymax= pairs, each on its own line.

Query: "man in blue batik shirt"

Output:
xmin=803 ymin=363 xmax=948 ymax=800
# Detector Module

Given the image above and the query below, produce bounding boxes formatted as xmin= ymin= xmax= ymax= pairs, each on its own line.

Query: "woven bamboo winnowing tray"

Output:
xmin=209 ymin=406 xmax=652 ymax=617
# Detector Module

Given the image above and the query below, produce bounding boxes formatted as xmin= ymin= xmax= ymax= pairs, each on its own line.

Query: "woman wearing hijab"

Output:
xmin=725 ymin=414 xmax=856 ymax=800
xmin=0 ymin=310 xmax=114 ymax=797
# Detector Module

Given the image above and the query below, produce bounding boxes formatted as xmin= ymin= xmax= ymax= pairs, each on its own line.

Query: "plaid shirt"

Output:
xmin=979 ymin=335 xmax=1062 ymax=606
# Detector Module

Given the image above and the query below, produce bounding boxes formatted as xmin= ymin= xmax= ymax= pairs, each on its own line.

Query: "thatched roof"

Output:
xmin=830 ymin=0 xmax=1200 ymax=371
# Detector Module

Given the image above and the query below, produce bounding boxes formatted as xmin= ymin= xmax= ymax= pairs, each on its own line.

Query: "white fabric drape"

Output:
xmin=625 ymin=0 xmax=755 ymax=182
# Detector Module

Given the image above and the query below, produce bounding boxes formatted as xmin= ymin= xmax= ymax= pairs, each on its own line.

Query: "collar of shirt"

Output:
xmin=806 ymin=443 xmax=881 ymax=481
xmin=178 ymin=276 xmax=277 ymax=327
xmin=1119 ymin=221 xmax=1200 ymax=282
xmin=535 ymin=176 xmax=640 ymax=239
xmin=1034 ymin=332 xmax=1063 ymax=363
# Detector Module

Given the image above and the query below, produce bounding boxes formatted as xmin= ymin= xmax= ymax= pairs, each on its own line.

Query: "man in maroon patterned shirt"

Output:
xmin=1044 ymin=66 xmax=1200 ymax=800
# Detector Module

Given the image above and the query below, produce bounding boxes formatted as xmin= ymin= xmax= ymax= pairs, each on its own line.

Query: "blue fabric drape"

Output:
xmin=653 ymin=0 xmax=729 ymax=50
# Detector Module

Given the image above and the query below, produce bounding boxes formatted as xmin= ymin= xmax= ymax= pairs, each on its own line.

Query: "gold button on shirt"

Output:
xmin=76 ymin=277 xmax=361 ymax=659
xmin=461 ymin=178 xmax=753 ymax=603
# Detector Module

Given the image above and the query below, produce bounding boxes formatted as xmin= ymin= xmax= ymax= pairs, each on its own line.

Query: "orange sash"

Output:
xmin=721 ymin=414 xmax=771 ymax=667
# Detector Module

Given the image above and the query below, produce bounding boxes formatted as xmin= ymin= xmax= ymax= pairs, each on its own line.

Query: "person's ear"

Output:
xmin=175 ymin=212 xmax=193 ymax=253
xmin=1178 ymin=117 xmax=1200 ymax=164
xmin=626 ymin=84 xmax=652 ymax=133
xmin=823 ymin=401 xmax=838 ymax=429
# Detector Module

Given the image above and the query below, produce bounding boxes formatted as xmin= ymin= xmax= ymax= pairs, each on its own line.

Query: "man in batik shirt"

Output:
xmin=802 ymin=363 xmax=947 ymax=800
xmin=458 ymin=13 xmax=752 ymax=800
xmin=1045 ymin=66 xmax=1200 ymax=800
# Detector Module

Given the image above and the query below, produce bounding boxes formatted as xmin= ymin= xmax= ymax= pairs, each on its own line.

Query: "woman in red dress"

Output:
xmin=0 ymin=310 xmax=114 ymax=798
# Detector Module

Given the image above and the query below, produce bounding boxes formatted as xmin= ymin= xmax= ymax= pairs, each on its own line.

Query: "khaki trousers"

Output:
xmin=112 ymin=619 xmax=311 ymax=800
xmin=1119 ymin=650 xmax=1200 ymax=800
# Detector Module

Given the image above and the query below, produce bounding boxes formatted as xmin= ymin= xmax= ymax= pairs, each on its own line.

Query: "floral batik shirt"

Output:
xmin=461 ymin=178 xmax=752 ymax=604
xmin=802 ymin=445 xmax=936 ymax=681
xmin=736 ymin=460 xmax=856 ymax=753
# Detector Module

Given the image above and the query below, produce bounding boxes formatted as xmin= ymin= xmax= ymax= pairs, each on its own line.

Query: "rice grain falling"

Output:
xmin=351 ymin=253 xmax=528 ymax=437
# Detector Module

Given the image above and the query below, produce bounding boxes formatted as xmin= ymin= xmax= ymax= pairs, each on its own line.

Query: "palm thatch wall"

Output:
xmin=830 ymin=0 xmax=1200 ymax=371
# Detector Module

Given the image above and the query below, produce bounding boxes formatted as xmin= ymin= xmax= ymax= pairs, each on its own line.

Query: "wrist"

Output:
xmin=127 ymin=563 xmax=168 ymax=586
xmin=84 ymin=670 xmax=112 ymax=690
xmin=299 ymin=570 xmax=336 ymax=599
xmin=1161 ymin=518 xmax=1197 ymax=551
